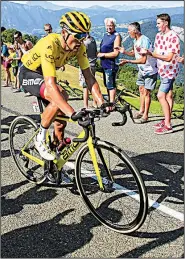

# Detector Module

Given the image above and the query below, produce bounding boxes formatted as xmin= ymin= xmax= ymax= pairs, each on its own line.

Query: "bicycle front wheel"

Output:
xmin=9 ymin=116 xmax=46 ymax=184
xmin=75 ymin=140 xmax=148 ymax=234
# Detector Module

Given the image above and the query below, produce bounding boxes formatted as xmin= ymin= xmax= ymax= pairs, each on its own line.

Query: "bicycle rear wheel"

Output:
xmin=9 ymin=116 xmax=46 ymax=184
xmin=75 ymin=140 xmax=148 ymax=234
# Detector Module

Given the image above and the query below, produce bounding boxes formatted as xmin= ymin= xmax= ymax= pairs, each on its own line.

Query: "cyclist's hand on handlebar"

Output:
xmin=71 ymin=109 xmax=90 ymax=127
xmin=71 ymin=110 xmax=87 ymax=121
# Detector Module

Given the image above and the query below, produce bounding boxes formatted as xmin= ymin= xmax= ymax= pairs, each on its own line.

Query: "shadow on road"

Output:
xmin=2 ymin=182 xmax=58 ymax=216
xmin=1 ymin=199 xmax=122 ymax=258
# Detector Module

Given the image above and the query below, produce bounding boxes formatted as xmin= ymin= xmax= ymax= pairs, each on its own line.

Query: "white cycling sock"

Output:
xmin=36 ymin=125 xmax=48 ymax=142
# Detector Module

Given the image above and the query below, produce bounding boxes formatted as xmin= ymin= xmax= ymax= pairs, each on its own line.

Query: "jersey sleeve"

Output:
xmin=40 ymin=40 xmax=56 ymax=77
xmin=77 ymin=44 xmax=90 ymax=70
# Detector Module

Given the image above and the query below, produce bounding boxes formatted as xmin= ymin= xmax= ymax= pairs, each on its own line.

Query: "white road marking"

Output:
xmin=66 ymin=162 xmax=184 ymax=222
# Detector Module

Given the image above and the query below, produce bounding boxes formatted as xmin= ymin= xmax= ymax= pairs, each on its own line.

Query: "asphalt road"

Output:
xmin=1 ymin=86 xmax=184 ymax=258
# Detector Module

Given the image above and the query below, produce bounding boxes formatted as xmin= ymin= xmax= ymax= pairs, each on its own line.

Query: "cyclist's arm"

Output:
xmin=44 ymin=76 xmax=74 ymax=116
xmin=82 ymin=67 xmax=104 ymax=106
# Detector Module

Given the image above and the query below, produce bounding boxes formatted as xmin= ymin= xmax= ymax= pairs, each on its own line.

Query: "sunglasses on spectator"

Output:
xmin=45 ymin=29 xmax=52 ymax=32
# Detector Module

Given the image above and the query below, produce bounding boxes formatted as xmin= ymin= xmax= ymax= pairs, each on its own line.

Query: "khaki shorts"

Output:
xmin=79 ymin=66 xmax=96 ymax=88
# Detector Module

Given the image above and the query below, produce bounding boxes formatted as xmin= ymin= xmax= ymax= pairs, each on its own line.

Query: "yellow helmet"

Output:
xmin=60 ymin=11 xmax=91 ymax=33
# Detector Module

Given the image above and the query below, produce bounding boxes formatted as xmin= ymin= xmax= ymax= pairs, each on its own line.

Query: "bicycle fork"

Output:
xmin=87 ymin=137 xmax=114 ymax=191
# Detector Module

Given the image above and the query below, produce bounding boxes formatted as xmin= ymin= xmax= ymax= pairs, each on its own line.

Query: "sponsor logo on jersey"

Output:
xmin=22 ymin=78 xmax=42 ymax=86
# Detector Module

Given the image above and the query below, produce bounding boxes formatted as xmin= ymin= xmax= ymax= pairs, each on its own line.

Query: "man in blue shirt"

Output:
xmin=97 ymin=18 xmax=121 ymax=103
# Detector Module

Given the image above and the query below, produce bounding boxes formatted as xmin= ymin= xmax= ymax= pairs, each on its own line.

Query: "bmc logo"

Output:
xmin=22 ymin=78 xmax=42 ymax=86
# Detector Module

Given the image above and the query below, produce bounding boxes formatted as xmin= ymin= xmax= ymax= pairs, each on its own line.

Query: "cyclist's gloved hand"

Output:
xmin=71 ymin=109 xmax=86 ymax=121
xmin=71 ymin=109 xmax=90 ymax=127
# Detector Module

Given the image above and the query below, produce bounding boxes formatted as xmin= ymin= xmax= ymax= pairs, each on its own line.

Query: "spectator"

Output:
xmin=142 ymin=13 xmax=180 ymax=134
xmin=97 ymin=18 xmax=121 ymax=103
xmin=8 ymin=45 xmax=18 ymax=89
xmin=14 ymin=31 xmax=33 ymax=54
xmin=1 ymin=26 xmax=6 ymax=32
xmin=44 ymin=24 xmax=53 ymax=35
xmin=117 ymin=22 xmax=158 ymax=123
xmin=1 ymin=41 xmax=11 ymax=87
xmin=13 ymin=31 xmax=33 ymax=91
xmin=79 ymin=32 xmax=98 ymax=108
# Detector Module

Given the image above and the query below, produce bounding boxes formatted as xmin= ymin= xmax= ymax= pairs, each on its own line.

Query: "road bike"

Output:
xmin=9 ymin=98 xmax=148 ymax=234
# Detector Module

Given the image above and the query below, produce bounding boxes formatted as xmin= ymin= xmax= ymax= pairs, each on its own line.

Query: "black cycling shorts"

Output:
xmin=19 ymin=65 xmax=44 ymax=97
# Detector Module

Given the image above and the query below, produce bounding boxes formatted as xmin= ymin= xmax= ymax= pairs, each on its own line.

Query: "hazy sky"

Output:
xmin=11 ymin=1 xmax=184 ymax=8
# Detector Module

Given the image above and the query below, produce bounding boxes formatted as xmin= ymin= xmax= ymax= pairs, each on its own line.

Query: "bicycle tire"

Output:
xmin=75 ymin=140 xmax=148 ymax=233
xmin=9 ymin=116 xmax=46 ymax=184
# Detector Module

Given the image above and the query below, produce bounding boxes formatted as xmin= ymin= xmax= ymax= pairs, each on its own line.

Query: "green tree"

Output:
xmin=1 ymin=28 xmax=17 ymax=43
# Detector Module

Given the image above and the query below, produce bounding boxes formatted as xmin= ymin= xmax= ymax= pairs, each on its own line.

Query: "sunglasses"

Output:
xmin=73 ymin=32 xmax=87 ymax=40
xmin=45 ymin=29 xmax=52 ymax=32
xmin=66 ymin=30 xmax=87 ymax=41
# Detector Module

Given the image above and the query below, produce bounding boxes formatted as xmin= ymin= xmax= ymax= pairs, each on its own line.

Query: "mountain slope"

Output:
xmin=2 ymin=1 xmax=184 ymax=33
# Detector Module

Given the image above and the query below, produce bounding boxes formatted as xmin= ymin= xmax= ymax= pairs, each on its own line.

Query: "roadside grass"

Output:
xmin=1 ymin=64 xmax=183 ymax=116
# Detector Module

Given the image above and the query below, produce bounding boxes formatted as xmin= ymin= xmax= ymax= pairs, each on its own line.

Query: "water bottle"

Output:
xmin=57 ymin=137 xmax=71 ymax=151
xmin=32 ymin=101 xmax=40 ymax=113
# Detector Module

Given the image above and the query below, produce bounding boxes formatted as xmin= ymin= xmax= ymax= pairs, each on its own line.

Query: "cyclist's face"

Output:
xmin=62 ymin=30 xmax=83 ymax=51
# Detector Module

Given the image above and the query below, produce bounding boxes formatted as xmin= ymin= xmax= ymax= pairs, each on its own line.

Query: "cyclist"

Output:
xmin=19 ymin=11 xmax=104 ymax=160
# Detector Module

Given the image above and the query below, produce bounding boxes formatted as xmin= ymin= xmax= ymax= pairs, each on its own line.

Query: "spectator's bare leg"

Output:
xmin=143 ymin=89 xmax=151 ymax=120
xmin=157 ymin=91 xmax=171 ymax=127
xmin=5 ymin=68 xmax=11 ymax=87
xmin=166 ymin=90 xmax=173 ymax=114
xmin=109 ymin=88 xmax=116 ymax=103
xmin=139 ymin=85 xmax=145 ymax=114
xmin=83 ymin=87 xmax=89 ymax=108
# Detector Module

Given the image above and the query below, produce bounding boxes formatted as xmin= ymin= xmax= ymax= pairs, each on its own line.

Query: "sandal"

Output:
xmin=133 ymin=112 xmax=144 ymax=119
xmin=135 ymin=117 xmax=148 ymax=124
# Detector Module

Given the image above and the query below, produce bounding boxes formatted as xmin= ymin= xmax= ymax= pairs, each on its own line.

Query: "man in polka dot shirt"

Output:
xmin=140 ymin=13 xmax=180 ymax=134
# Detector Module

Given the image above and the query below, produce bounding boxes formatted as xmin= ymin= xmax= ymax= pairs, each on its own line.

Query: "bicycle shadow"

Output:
xmin=117 ymin=227 xmax=183 ymax=258
xmin=132 ymin=151 xmax=184 ymax=208
xmin=1 ymin=199 xmax=122 ymax=258
xmin=1 ymin=182 xmax=58 ymax=216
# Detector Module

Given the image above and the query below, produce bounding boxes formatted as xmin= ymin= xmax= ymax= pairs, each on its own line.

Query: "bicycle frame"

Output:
xmin=20 ymin=114 xmax=105 ymax=189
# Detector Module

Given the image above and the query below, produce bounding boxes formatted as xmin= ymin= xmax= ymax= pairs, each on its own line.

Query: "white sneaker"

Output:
xmin=34 ymin=138 xmax=55 ymax=160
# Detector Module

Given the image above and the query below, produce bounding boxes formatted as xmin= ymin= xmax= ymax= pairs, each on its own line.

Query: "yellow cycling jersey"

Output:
xmin=21 ymin=33 xmax=90 ymax=77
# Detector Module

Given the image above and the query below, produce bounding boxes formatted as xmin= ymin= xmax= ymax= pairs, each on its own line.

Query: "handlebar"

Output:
xmin=72 ymin=103 xmax=134 ymax=143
